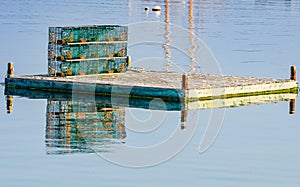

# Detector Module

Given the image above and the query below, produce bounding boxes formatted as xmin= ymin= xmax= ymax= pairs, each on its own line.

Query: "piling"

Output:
xmin=127 ymin=56 xmax=131 ymax=67
xmin=289 ymin=99 xmax=295 ymax=115
xmin=6 ymin=95 xmax=13 ymax=114
xmin=182 ymin=74 xmax=188 ymax=90
xmin=290 ymin=66 xmax=296 ymax=81
xmin=7 ymin=62 xmax=14 ymax=78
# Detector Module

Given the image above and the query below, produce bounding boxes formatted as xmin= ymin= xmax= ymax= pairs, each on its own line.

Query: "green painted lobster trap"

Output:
xmin=49 ymin=25 xmax=127 ymax=44
xmin=48 ymin=58 xmax=128 ymax=76
xmin=48 ymin=25 xmax=129 ymax=76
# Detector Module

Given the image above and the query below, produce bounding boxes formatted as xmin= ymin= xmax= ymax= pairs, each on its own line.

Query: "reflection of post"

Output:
xmin=163 ymin=0 xmax=171 ymax=72
xmin=289 ymin=99 xmax=296 ymax=114
xmin=188 ymin=0 xmax=196 ymax=73
xmin=6 ymin=95 xmax=13 ymax=114
xmin=66 ymin=101 xmax=72 ymax=151
xmin=181 ymin=110 xmax=187 ymax=129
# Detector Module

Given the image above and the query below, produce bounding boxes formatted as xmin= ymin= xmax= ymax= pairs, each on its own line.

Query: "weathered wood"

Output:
xmin=126 ymin=56 xmax=131 ymax=67
xmin=182 ymin=74 xmax=188 ymax=90
xmin=291 ymin=66 xmax=296 ymax=81
xmin=7 ymin=62 xmax=14 ymax=78
xmin=5 ymin=71 xmax=298 ymax=103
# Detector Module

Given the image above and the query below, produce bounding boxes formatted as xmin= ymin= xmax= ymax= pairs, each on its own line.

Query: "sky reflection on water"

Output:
xmin=1 ymin=0 xmax=300 ymax=186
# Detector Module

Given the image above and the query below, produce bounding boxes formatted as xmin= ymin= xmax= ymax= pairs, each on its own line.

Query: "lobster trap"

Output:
xmin=48 ymin=25 xmax=129 ymax=76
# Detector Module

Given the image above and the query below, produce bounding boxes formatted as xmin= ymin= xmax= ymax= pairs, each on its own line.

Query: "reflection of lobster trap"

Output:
xmin=46 ymin=100 xmax=126 ymax=154
xmin=48 ymin=25 xmax=128 ymax=76
xmin=47 ymin=100 xmax=126 ymax=131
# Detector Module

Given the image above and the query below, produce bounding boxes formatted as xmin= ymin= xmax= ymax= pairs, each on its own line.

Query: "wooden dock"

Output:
xmin=5 ymin=66 xmax=298 ymax=104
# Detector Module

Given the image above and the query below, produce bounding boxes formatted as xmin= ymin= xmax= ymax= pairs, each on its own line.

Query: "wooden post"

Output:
xmin=182 ymin=74 xmax=188 ymax=90
xmin=6 ymin=95 xmax=13 ymax=114
xmin=181 ymin=110 xmax=187 ymax=129
xmin=7 ymin=62 xmax=14 ymax=78
xmin=290 ymin=66 xmax=296 ymax=81
xmin=126 ymin=56 xmax=131 ymax=67
xmin=289 ymin=99 xmax=295 ymax=115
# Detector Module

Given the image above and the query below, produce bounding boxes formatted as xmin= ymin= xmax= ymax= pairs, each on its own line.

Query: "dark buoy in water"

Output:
xmin=145 ymin=6 xmax=149 ymax=11
xmin=152 ymin=6 xmax=161 ymax=11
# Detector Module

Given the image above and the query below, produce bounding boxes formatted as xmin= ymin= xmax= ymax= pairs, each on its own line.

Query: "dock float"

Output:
xmin=5 ymin=64 xmax=298 ymax=105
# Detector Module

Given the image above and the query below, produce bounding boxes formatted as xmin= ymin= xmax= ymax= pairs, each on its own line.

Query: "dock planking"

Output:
xmin=5 ymin=69 xmax=298 ymax=103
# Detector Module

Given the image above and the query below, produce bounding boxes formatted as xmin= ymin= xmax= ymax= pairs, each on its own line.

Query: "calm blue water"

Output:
xmin=1 ymin=0 xmax=300 ymax=186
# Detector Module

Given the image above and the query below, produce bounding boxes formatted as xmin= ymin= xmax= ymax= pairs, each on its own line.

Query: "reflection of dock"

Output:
xmin=186 ymin=93 xmax=297 ymax=110
xmin=5 ymin=86 xmax=297 ymax=111
xmin=4 ymin=85 xmax=298 ymax=154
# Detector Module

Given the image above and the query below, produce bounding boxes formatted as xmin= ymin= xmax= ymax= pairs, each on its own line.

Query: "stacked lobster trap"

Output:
xmin=48 ymin=25 xmax=129 ymax=76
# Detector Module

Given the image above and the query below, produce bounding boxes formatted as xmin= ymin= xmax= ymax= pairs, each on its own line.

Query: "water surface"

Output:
xmin=1 ymin=0 xmax=300 ymax=186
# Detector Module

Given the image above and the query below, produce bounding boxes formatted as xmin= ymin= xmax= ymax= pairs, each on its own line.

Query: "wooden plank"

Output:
xmin=65 ymin=57 xmax=126 ymax=62
xmin=66 ymin=41 xmax=127 ymax=45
